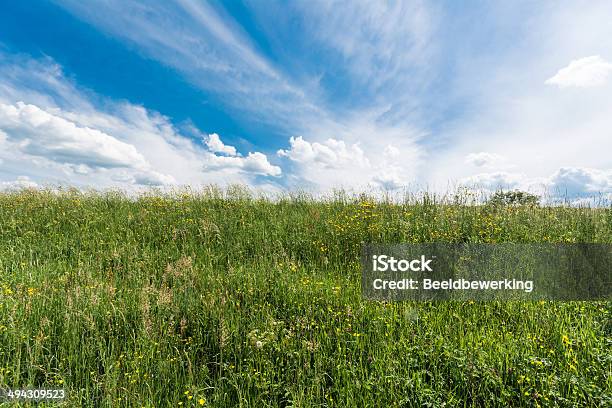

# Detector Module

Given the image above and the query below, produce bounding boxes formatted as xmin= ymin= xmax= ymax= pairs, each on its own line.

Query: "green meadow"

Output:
xmin=0 ymin=188 xmax=610 ymax=407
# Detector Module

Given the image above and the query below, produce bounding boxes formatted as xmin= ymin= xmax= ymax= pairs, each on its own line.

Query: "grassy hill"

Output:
xmin=0 ymin=188 xmax=610 ymax=406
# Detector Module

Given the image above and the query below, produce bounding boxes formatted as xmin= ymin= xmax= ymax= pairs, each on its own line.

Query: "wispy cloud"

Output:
xmin=288 ymin=0 xmax=436 ymax=91
xmin=55 ymin=0 xmax=431 ymax=190
xmin=3 ymin=1 xmax=610 ymax=197
xmin=174 ymin=0 xmax=277 ymax=78
xmin=54 ymin=0 xmax=322 ymax=132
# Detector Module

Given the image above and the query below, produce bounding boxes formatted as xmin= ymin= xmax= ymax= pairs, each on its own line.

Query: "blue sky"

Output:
xmin=0 ymin=1 xmax=611 ymax=199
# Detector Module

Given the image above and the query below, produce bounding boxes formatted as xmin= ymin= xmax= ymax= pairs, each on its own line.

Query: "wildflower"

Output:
xmin=198 ymin=398 xmax=206 ymax=406
xmin=561 ymin=335 xmax=571 ymax=347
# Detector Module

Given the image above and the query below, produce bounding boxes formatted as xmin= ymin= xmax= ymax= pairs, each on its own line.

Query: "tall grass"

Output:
xmin=0 ymin=188 xmax=610 ymax=407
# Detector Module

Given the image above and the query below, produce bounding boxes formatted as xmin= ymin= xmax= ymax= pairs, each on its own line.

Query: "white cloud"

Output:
xmin=49 ymin=0 xmax=444 ymax=198
xmin=545 ymin=56 xmax=612 ymax=88
xmin=55 ymin=0 xmax=319 ymax=132
xmin=465 ymin=152 xmax=506 ymax=168
xmin=241 ymin=152 xmax=281 ymax=176
xmin=372 ymin=171 xmax=405 ymax=190
xmin=275 ymin=133 xmax=419 ymax=191
xmin=384 ymin=145 xmax=401 ymax=158
xmin=459 ymin=167 xmax=612 ymax=200
xmin=174 ymin=0 xmax=277 ymax=78
xmin=133 ymin=171 xmax=177 ymax=186
xmin=206 ymin=151 xmax=281 ymax=177
xmin=109 ymin=169 xmax=177 ymax=186
xmin=288 ymin=0 xmax=436 ymax=95
xmin=0 ymin=101 xmax=149 ymax=170
xmin=0 ymin=176 xmax=38 ymax=190
xmin=8 ymin=2 xmax=612 ymax=198
xmin=426 ymin=3 xmax=612 ymax=192
xmin=277 ymin=136 xmax=369 ymax=169
xmin=0 ymin=53 xmax=282 ymax=189
xmin=460 ymin=172 xmax=528 ymax=190
xmin=55 ymin=0 xmax=432 ymax=192
xmin=547 ymin=167 xmax=612 ymax=196
xmin=205 ymin=133 xmax=238 ymax=156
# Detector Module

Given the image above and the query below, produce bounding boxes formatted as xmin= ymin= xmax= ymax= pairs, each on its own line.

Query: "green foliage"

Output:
xmin=487 ymin=190 xmax=541 ymax=207
xmin=0 ymin=189 xmax=609 ymax=407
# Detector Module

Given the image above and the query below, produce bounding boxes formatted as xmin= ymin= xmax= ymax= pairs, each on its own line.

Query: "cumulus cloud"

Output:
xmin=460 ymin=172 xmax=527 ymax=190
xmin=275 ymin=134 xmax=418 ymax=191
xmin=0 ymin=101 xmax=149 ymax=170
xmin=206 ymin=151 xmax=281 ymax=177
xmin=372 ymin=171 xmax=405 ymax=190
xmin=277 ymin=136 xmax=369 ymax=168
xmin=0 ymin=101 xmax=181 ymax=187
xmin=459 ymin=167 xmax=612 ymax=201
xmin=547 ymin=167 xmax=612 ymax=197
xmin=241 ymin=152 xmax=281 ymax=176
xmin=0 ymin=53 xmax=282 ymax=189
xmin=202 ymin=132 xmax=280 ymax=176
xmin=545 ymin=56 xmax=612 ymax=88
xmin=0 ymin=176 xmax=38 ymax=190
xmin=133 ymin=171 xmax=177 ymax=186
xmin=204 ymin=133 xmax=238 ymax=156
xmin=465 ymin=152 xmax=506 ymax=168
